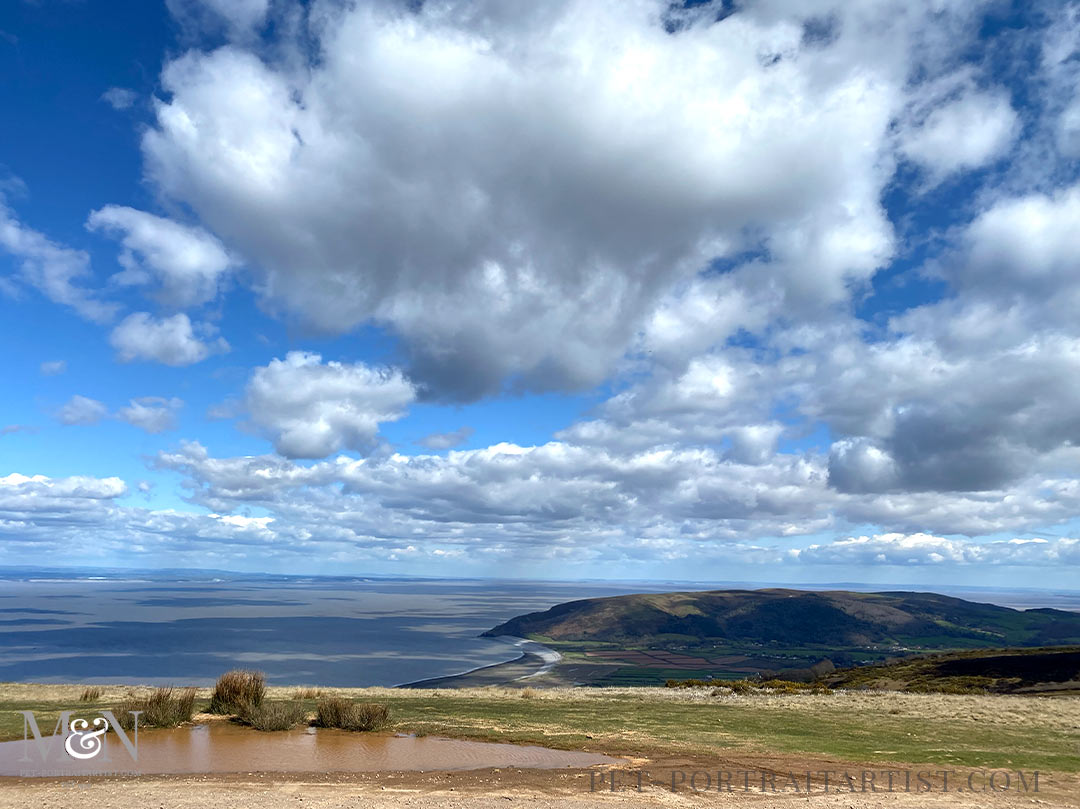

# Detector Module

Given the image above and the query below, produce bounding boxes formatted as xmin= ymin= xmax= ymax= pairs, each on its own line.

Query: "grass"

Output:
xmin=112 ymin=686 xmax=197 ymax=730
xmin=208 ymin=669 xmax=266 ymax=715
xmin=0 ymin=682 xmax=1076 ymax=773
xmin=292 ymin=687 xmax=324 ymax=700
xmin=237 ymin=700 xmax=307 ymax=731
xmin=314 ymin=697 xmax=391 ymax=731
xmin=79 ymin=686 xmax=103 ymax=702
xmin=666 ymin=677 xmax=833 ymax=694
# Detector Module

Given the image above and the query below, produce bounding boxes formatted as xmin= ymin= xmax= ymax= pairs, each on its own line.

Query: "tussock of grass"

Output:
xmin=520 ymin=687 xmax=537 ymax=699
xmin=112 ymin=686 xmax=196 ymax=730
xmin=208 ymin=669 xmax=266 ymax=715
xmin=292 ymin=686 xmax=324 ymax=700
xmin=79 ymin=686 xmax=102 ymax=702
xmin=315 ymin=697 xmax=391 ymax=731
xmin=237 ymin=700 xmax=307 ymax=731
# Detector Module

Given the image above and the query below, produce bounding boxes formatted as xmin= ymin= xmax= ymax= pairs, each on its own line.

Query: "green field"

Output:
xmin=2 ymin=683 xmax=1078 ymax=773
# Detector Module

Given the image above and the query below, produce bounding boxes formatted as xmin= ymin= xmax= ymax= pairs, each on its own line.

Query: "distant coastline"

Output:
xmin=398 ymin=639 xmax=561 ymax=688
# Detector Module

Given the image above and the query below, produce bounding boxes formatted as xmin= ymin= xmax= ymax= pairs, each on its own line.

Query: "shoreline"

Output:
xmin=398 ymin=638 xmax=561 ymax=688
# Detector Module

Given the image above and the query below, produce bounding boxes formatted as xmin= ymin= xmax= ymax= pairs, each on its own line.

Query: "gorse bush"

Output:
xmin=237 ymin=700 xmax=307 ymax=731
xmin=315 ymin=697 xmax=391 ymax=731
xmin=112 ymin=686 xmax=197 ymax=730
xmin=208 ymin=669 xmax=266 ymax=714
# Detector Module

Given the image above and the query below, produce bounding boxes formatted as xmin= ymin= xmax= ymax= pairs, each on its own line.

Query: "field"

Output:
xmin=524 ymin=638 xmax=889 ymax=686
xmin=3 ymin=682 xmax=1079 ymax=808
xmin=2 ymin=682 xmax=1078 ymax=773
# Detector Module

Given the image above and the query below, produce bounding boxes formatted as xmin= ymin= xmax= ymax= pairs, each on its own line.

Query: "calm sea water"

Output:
xmin=0 ymin=571 xmax=1076 ymax=686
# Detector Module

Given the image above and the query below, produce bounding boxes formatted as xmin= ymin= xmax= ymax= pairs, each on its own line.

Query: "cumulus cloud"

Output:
xmin=141 ymin=438 xmax=1080 ymax=570
xmin=0 ymin=196 xmax=117 ymax=323
xmin=39 ymin=360 xmax=66 ymax=376
xmin=136 ymin=0 xmax=992 ymax=398
xmin=55 ymin=395 xmax=108 ymax=426
xmin=166 ymin=0 xmax=269 ymax=38
xmin=796 ymin=533 xmax=1080 ymax=567
xmin=900 ymin=88 xmax=1018 ymax=181
xmin=109 ymin=312 xmax=228 ymax=366
xmin=9 ymin=2 xmax=1080 ymax=576
xmin=954 ymin=184 xmax=1080 ymax=300
xmin=417 ymin=426 xmax=474 ymax=451
xmin=244 ymin=352 xmax=416 ymax=458
xmin=116 ymin=397 xmax=184 ymax=434
xmin=0 ymin=472 xmax=126 ymax=502
xmin=100 ymin=87 xmax=137 ymax=110
xmin=87 ymin=205 xmax=234 ymax=307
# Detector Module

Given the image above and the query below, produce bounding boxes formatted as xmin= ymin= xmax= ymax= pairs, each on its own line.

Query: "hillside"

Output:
xmin=827 ymin=646 xmax=1080 ymax=694
xmin=484 ymin=588 xmax=1080 ymax=649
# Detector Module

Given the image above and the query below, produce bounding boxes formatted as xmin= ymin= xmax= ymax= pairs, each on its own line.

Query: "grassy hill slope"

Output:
xmin=826 ymin=645 xmax=1080 ymax=694
xmin=484 ymin=588 xmax=1080 ymax=650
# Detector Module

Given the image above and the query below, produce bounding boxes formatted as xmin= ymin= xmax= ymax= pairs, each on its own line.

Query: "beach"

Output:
xmin=401 ymin=640 xmax=562 ymax=688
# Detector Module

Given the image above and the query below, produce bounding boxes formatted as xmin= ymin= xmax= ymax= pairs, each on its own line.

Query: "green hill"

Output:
xmin=827 ymin=646 xmax=1080 ymax=694
xmin=484 ymin=588 xmax=1080 ymax=649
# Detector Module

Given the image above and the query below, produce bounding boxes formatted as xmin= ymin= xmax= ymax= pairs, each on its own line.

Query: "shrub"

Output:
xmin=520 ymin=687 xmax=537 ymax=699
xmin=293 ymin=687 xmax=324 ymax=700
xmin=315 ymin=697 xmax=391 ymax=731
xmin=208 ymin=669 xmax=266 ymax=715
xmin=79 ymin=686 xmax=103 ymax=702
xmin=237 ymin=700 xmax=307 ymax=731
xmin=111 ymin=687 xmax=196 ymax=730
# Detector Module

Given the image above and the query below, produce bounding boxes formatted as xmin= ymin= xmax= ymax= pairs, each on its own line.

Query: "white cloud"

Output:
xmin=87 ymin=205 xmax=234 ymax=307
xmin=957 ymin=184 xmax=1080 ymax=298
xmin=900 ymin=88 xmax=1018 ymax=181
xmin=55 ymin=395 xmax=108 ymax=426
xmin=137 ymin=0 xmax=986 ymax=398
xmin=417 ymin=426 xmax=474 ymax=450
xmin=100 ymin=87 xmax=137 ymax=110
xmin=0 ymin=196 xmax=117 ymax=323
xmin=166 ymin=0 xmax=269 ymax=38
xmin=1059 ymin=97 xmax=1080 ymax=156
xmin=244 ymin=352 xmax=416 ymax=458
xmin=796 ymin=533 xmax=1080 ymax=567
xmin=109 ymin=312 xmax=228 ymax=366
xmin=0 ymin=472 xmax=126 ymax=502
xmin=116 ymin=397 xmax=184 ymax=434
xmin=39 ymin=360 xmax=66 ymax=376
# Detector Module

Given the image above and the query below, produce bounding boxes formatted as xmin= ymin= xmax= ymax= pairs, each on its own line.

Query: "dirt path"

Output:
xmin=0 ymin=772 xmax=1074 ymax=809
xmin=2 ymin=753 xmax=1076 ymax=808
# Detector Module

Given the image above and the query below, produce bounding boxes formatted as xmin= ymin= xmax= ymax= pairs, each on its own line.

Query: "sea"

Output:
xmin=0 ymin=568 xmax=1077 ymax=686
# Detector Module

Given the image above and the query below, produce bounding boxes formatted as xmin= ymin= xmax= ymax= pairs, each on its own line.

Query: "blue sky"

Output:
xmin=3 ymin=0 xmax=1080 ymax=587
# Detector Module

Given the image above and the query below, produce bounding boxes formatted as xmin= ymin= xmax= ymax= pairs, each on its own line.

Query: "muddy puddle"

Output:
xmin=0 ymin=720 xmax=619 ymax=776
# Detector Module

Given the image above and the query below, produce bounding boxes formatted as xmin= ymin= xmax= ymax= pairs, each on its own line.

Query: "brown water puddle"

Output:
xmin=0 ymin=721 xmax=619 ymax=776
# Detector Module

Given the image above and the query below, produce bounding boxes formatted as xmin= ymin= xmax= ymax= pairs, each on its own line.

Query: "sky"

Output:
xmin=2 ymin=0 xmax=1080 ymax=587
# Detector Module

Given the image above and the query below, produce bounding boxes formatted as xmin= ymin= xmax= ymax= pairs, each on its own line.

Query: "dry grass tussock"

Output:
xmin=237 ymin=700 xmax=307 ymax=731
xmin=112 ymin=686 xmax=197 ymax=730
xmin=315 ymin=697 xmax=391 ymax=731
xmin=208 ymin=669 xmax=266 ymax=715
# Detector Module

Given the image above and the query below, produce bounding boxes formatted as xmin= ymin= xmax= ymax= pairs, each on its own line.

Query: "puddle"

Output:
xmin=0 ymin=721 xmax=619 ymax=776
